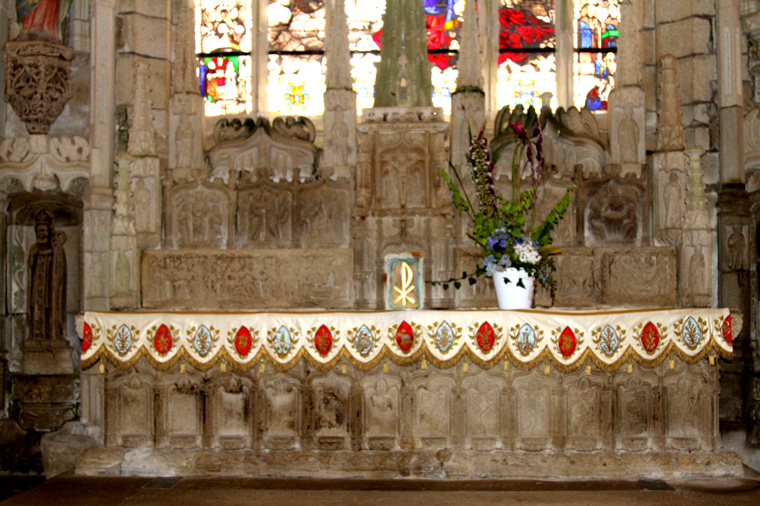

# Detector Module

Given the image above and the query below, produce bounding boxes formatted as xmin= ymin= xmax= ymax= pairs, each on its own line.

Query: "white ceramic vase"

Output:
xmin=493 ymin=268 xmax=535 ymax=309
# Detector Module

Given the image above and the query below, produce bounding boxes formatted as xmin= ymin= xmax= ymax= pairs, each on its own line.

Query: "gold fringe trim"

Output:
xmin=80 ymin=337 xmax=733 ymax=374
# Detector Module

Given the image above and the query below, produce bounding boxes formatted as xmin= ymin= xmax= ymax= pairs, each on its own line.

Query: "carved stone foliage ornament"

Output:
xmin=2 ymin=40 xmax=74 ymax=134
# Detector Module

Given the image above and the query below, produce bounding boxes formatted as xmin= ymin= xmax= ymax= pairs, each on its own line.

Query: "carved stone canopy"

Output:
xmin=2 ymin=40 xmax=74 ymax=134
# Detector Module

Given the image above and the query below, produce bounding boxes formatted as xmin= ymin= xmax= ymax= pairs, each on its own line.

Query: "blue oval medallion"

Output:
xmin=435 ymin=321 xmax=455 ymax=353
xmin=599 ymin=324 xmax=620 ymax=357
xmin=682 ymin=316 xmax=702 ymax=349
xmin=516 ymin=323 xmax=536 ymax=355
xmin=114 ymin=324 xmax=133 ymax=355
xmin=193 ymin=325 xmax=213 ymax=357
xmin=354 ymin=325 xmax=374 ymax=356
xmin=273 ymin=326 xmax=292 ymax=356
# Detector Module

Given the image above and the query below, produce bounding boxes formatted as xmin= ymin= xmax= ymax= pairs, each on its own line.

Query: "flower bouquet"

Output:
xmin=438 ymin=122 xmax=573 ymax=305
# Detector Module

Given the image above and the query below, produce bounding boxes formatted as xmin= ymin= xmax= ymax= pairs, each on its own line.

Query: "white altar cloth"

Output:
xmin=80 ymin=307 xmax=733 ymax=372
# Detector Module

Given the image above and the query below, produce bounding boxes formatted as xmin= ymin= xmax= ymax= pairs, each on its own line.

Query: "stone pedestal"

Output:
xmin=22 ymin=346 xmax=74 ymax=376
xmin=11 ymin=374 xmax=79 ymax=432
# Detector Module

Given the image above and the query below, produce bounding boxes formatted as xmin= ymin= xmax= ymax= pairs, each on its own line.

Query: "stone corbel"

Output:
xmin=2 ymin=40 xmax=74 ymax=134
xmin=0 ymin=135 xmax=90 ymax=192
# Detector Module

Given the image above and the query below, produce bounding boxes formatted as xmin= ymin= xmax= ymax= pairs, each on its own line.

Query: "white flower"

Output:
xmin=515 ymin=241 xmax=541 ymax=265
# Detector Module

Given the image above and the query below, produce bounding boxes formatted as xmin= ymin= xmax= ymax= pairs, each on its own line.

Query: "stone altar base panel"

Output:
xmin=75 ymin=358 xmax=743 ymax=479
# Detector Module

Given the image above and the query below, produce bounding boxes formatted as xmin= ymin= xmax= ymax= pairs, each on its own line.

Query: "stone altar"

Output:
xmin=74 ymin=308 xmax=741 ymax=479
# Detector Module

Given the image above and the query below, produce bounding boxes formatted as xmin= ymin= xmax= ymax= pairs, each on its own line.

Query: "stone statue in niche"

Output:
xmin=663 ymin=172 xmax=683 ymax=229
xmin=27 ymin=209 xmax=66 ymax=343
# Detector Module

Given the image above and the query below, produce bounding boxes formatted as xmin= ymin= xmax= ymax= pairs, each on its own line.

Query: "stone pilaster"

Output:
xmin=169 ymin=0 xmax=205 ymax=182
xmin=680 ymin=148 xmax=712 ymax=308
xmin=86 ymin=0 xmax=117 ymax=311
xmin=110 ymin=156 xmax=139 ymax=309
xmin=652 ymin=55 xmax=688 ymax=247
xmin=716 ymin=0 xmax=752 ymax=423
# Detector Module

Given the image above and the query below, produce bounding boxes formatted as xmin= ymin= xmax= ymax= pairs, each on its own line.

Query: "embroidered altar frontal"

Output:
xmin=80 ymin=308 xmax=733 ymax=372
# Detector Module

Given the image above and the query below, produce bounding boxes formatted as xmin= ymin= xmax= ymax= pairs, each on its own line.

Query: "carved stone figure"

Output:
xmin=727 ymin=227 xmax=747 ymax=270
xmin=27 ymin=209 xmax=66 ymax=343
xmin=663 ymin=172 xmax=683 ymax=229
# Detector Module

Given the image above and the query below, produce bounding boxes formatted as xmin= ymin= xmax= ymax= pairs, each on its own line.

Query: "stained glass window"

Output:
xmin=496 ymin=0 xmax=556 ymax=110
xmin=574 ymin=0 xmax=619 ymax=111
xmin=267 ymin=0 xmax=327 ymax=115
xmin=196 ymin=0 xmax=253 ymax=116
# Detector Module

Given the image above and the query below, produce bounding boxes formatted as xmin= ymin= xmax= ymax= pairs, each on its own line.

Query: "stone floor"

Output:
xmin=1 ymin=470 xmax=760 ymax=506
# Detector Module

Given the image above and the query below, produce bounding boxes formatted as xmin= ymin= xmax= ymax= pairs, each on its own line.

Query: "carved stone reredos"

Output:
xmin=208 ymin=117 xmax=320 ymax=182
xmin=2 ymin=40 xmax=74 ymax=135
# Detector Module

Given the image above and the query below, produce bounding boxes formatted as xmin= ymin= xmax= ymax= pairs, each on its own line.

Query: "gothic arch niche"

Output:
xmin=6 ymin=191 xmax=82 ymax=373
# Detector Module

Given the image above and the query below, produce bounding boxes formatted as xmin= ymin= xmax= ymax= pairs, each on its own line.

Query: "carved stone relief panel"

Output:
xmin=582 ymin=168 xmax=649 ymax=246
xmin=262 ymin=374 xmax=302 ymax=450
xmin=141 ymin=249 xmax=353 ymax=310
xmin=377 ymin=146 xmax=427 ymax=209
xmin=513 ymin=371 xmax=554 ymax=451
xmin=563 ymin=375 xmax=607 ymax=451
xmin=208 ymin=117 xmax=319 ymax=183
xmin=362 ymin=374 xmax=401 ymax=450
xmin=462 ymin=372 xmax=504 ymax=450
xmin=312 ymin=373 xmax=352 ymax=450
xmin=652 ymin=151 xmax=688 ymax=246
xmin=601 ymin=247 xmax=678 ymax=306
xmin=105 ymin=368 xmax=155 ymax=448
xmin=206 ymin=374 xmax=254 ymax=449
xmin=663 ymin=363 xmax=716 ymax=451
xmin=165 ymin=179 xmax=234 ymax=249
xmin=613 ymin=372 xmax=658 ymax=451
xmin=412 ymin=374 xmax=454 ymax=449
xmin=236 ymin=183 xmax=294 ymax=248
xmin=157 ymin=373 xmax=203 ymax=449
xmin=298 ymin=181 xmax=351 ymax=248
xmin=552 ymin=249 xmax=598 ymax=307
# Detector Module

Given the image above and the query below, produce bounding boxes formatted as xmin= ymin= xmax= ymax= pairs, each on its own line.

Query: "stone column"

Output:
xmin=450 ymin=0 xmax=485 ymax=168
xmin=716 ymin=0 xmax=752 ymax=424
xmin=323 ymin=0 xmax=356 ymax=180
xmin=554 ymin=0 xmax=573 ymax=108
xmin=85 ymin=0 xmax=117 ymax=311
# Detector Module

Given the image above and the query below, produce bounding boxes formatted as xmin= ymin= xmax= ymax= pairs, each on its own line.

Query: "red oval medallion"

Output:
xmin=395 ymin=321 xmax=414 ymax=352
xmin=558 ymin=326 xmax=577 ymax=357
xmin=314 ymin=325 xmax=333 ymax=355
xmin=476 ymin=322 xmax=496 ymax=353
xmin=82 ymin=322 xmax=93 ymax=352
xmin=234 ymin=326 xmax=252 ymax=356
xmin=154 ymin=324 xmax=173 ymax=355
xmin=640 ymin=322 xmax=660 ymax=353
xmin=722 ymin=316 xmax=733 ymax=344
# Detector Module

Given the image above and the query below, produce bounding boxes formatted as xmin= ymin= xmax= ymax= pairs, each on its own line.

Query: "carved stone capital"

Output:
xmin=2 ymin=40 xmax=74 ymax=135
